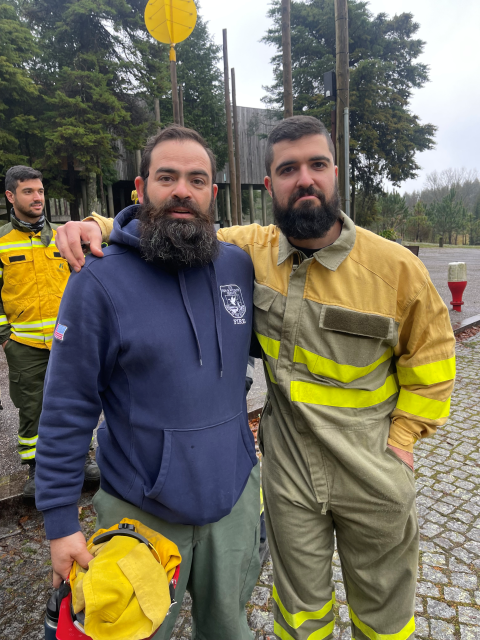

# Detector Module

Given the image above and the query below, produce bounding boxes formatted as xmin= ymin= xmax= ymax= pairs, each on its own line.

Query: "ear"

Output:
xmin=134 ymin=177 xmax=145 ymax=204
xmin=264 ymin=176 xmax=273 ymax=198
xmin=5 ymin=190 xmax=15 ymax=205
xmin=213 ymin=184 xmax=218 ymax=199
xmin=334 ymin=165 xmax=338 ymax=178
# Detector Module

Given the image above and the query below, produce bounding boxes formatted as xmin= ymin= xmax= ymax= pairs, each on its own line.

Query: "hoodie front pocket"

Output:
xmin=143 ymin=412 xmax=256 ymax=525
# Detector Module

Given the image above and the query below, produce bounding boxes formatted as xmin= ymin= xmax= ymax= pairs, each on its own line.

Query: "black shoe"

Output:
xmin=23 ymin=461 xmax=36 ymax=497
xmin=84 ymin=454 xmax=100 ymax=482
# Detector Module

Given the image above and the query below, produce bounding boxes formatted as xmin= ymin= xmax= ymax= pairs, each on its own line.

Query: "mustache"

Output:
xmin=288 ymin=185 xmax=327 ymax=208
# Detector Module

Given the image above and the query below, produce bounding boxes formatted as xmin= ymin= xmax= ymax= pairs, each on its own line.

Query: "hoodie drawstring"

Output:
xmin=177 ymin=266 xmax=224 ymax=376
xmin=209 ymin=263 xmax=224 ymax=377
xmin=178 ymin=270 xmax=203 ymax=367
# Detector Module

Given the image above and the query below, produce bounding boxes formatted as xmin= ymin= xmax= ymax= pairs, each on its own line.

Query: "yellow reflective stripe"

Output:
xmin=291 ymin=374 xmax=398 ymax=408
xmin=396 ymin=388 xmax=450 ymax=420
xmin=12 ymin=319 xmax=56 ymax=330
xmin=349 ymin=607 xmax=415 ymax=640
xmin=294 ymin=346 xmax=393 ymax=383
xmin=11 ymin=330 xmax=51 ymax=341
xmin=264 ymin=360 xmax=277 ymax=384
xmin=397 ymin=357 xmax=455 ymax=386
xmin=274 ymin=620 xmax=335 ymax=640
xmin=260 ymin=487 xmax=264 ymax=515
xmin=18 ymin=435 xmax=38 ymax=445
xmin=19 ymin=448 xmax=36 ymax=459
xmin=273 ymin=586 xmax=334 ymax=629
xmin=0 ymin=315 xmax=8 ymax=325
xmin=0 ymin=268 xmax=3 ymax=276
xmin=0 ymin=242 xmax=32 ymax=253
xmin=255 ymin=331 xmax=280 ymax=359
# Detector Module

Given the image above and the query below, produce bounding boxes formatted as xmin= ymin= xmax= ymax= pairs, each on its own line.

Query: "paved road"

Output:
xmin=2 ymin=331 xmax=480 ymax=639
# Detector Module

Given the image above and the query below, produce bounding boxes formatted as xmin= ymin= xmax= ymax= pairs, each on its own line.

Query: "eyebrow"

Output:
xmin=275 ymin=155 xmax=331 ymax=174
xmin=154 ymin=167 xmax=210 ymax=179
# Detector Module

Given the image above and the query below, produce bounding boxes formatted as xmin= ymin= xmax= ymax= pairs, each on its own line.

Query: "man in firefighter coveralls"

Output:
xmin=56 ymin=116 xmax=455 ymax=640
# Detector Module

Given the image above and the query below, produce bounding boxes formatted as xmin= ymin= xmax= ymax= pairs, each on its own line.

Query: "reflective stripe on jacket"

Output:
xmin=218 ymin=214 xmax=456 ymax=453
xmin=0 ymin=218 xmax=70 ymax=349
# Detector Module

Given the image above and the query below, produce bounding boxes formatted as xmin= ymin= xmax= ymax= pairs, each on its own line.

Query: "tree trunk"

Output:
xmin=87 ymin=172 xmax=99 ymax=216
xmin=351 ymin=160 xmax=356 ymax=222
xmin=67 ymin=157 xmax=80 ymax=221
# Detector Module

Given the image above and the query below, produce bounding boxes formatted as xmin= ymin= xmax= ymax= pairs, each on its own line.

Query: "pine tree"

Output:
xmin=17 ymin=0 xmax=169 ymax=216
xmin=262 ymin=0 xmax=435 ymax=212
xmin=0 ymin=1 xmax=41 ymax=177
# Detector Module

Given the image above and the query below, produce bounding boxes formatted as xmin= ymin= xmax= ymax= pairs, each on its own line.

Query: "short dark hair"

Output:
xmin=140 ymin=125 xmax=217 ymax=182
xmin=265 ymin=116 xmax=335 ymax=176
xmin=5 ymin=165 xmax=43 ymax=193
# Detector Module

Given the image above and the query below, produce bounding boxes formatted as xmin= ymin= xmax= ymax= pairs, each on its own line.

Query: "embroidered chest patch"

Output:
xmin=220 ymin=284 xmax=246 ymax=320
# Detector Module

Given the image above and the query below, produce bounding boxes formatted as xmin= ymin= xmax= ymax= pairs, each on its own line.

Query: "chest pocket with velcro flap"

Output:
xmin=319 ymin=305 xmax=397 ymax=368
xmin=253 ymin=282 xmax=278 ymax=311
xmin=4 ymin=252 xmax=34 ymax=285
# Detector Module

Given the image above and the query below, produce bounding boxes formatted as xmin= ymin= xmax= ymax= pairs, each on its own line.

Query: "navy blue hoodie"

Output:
xmin=36 ymin=206 xmax=257 ymax=539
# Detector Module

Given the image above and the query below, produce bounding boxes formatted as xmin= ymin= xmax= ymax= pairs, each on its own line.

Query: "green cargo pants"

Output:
xmin=93 ymin=463 xmax=261 ymax=640
xmin=4 ymin=339 xmax=50 ymax=461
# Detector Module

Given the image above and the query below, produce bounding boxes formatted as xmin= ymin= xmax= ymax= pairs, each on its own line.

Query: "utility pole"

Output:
xmin=222 ymin=29 xmax=238 ymax=225
xmin=335 ymin=0 xmax=350 ymax=216
xmin=281 ymin=0 xmax=293 ymax=118
xmin=170 ymin=46 xmax=180 ymax=125
xmin=231 ymin=68 xmax=243 ymax=224
xmin=179 ymin=86 xmax=184 ymax=126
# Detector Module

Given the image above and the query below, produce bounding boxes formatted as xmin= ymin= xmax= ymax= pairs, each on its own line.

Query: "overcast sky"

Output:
xmin=198 ymin=0 xmax=480 ymax=193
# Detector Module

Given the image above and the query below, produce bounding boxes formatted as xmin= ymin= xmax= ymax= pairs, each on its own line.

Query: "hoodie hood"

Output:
xmin=110 ymin=204 xmax=141 ymax=249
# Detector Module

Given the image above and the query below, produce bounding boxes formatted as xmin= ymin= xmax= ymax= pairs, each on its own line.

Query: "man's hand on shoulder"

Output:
xmin=387 ymin=444 xmax=414 ymax=471
xmin=50 ymin=530 xmax=94 ymax=588
xmin=55 ymin=221 xmax=104 ymax=273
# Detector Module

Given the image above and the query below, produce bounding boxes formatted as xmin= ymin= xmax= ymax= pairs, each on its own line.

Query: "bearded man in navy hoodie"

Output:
xmin=35 ymin=126 xmax=260 ymax=640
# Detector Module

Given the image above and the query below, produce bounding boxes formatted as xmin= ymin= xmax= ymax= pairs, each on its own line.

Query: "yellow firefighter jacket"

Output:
xmin=218 ymin=214 xmax=455 ymax=454
xmin=92 ymin=212 xmax=455 ymax=454
xmin=0 ymin=216 xmax=70 ymax=349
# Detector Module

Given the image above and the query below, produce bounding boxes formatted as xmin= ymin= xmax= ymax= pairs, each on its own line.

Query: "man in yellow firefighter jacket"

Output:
xmin=1 ymin=166 xmax=100 ymax=496
xmin=55 ymin=118 xmax=455 ymax=640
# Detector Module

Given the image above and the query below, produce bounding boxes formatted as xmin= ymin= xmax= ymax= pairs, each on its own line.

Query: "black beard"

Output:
xmin=137 ymin=197 xmax=219 ymax=271
xmin=273 ymin=183 xmax=341 ymax=240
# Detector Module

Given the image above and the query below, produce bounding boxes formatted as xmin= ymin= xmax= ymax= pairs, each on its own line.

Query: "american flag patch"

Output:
xmin=54 ymin=323 xmax=67 ymax=341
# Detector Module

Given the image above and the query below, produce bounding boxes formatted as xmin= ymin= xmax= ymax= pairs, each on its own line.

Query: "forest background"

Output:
xmin=0 ymin=0 xmax=479 ymax=243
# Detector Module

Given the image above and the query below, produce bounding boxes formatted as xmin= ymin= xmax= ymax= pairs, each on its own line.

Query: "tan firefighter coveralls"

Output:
xmin=93 ymin=212 xmax=456 ymax=640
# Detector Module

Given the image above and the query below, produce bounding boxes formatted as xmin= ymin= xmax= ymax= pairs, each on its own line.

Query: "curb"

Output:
xmin=452 ymin=314 xmax=480 ymax=335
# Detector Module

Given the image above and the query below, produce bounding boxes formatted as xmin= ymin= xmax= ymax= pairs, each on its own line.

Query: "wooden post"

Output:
xmin=179 ymin=87 xmax=184 ymax=126
xmin=281 ymin=0 xmax=293 ymax=118
xmin=80 ymin=181 xmax=87 ymax=219
xmin=261 ymin=187 xmax=267 ymax=226
xmin=107 ymin=184 xmax=115 ymax=218
xmin=135 ymin=150 xmax=142 ymax=177
xmin=222 ymin=29 xmax=238 ymax=225
xmin=231 ymin=68 xmax=243 ymax=225
xmin=154 ymin=98 xmax=161 ymax=126
xmin=170 ymin=46 xmax=180 ymax=125
xmin=225 ymin=184 xmax=232 ymax=226
xmin=335 ymin=0 xmax=349 ymax=214
xmin=248 ymin=185 xmax=255 ymax=223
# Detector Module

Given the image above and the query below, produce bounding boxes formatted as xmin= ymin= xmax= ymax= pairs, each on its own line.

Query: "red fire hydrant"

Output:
xmin=448 ymin=262 xmax=467 ymax=312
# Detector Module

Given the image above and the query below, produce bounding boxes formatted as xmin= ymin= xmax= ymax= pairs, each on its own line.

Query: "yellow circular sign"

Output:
xmin=145 ymin=0 xmax=197 ymax=45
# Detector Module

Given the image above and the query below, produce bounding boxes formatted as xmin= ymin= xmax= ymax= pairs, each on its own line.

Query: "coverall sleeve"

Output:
xmin=0 ymin=270 xmax=12 ymax=343
xmin=389 ymin=276 xmax=456 ymax=453
xmin=84 ymin=213 xmax=114 ymax=243
xmin=35 ymin=267 xmax=121 ymax=539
